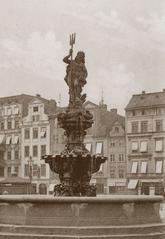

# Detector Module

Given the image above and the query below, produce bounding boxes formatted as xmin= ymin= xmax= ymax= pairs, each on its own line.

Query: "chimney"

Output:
xmin=50 ymin=99 xmax=57 ymax=106
xmin=99 ymin=103 xmax=107 ymax=111
xmin=142 ymin=91 xmax=145 ymax=94
xmin=110 ymin=108 xmax=117 ymax=114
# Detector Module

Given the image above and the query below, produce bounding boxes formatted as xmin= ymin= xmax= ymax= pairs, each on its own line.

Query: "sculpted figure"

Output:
xmin=63 ymin=49 xmax=88 ymax=106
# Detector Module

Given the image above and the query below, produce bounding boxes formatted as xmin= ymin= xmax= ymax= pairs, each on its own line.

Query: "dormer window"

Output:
xmin=33 ymin=106 xmax=39 ymax=112
xmin=114 ymin=127 xmax=119 ymax=133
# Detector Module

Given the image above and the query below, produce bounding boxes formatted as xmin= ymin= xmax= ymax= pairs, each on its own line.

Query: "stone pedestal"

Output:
xmin=0 ymin=195 xmax=164 ymax=238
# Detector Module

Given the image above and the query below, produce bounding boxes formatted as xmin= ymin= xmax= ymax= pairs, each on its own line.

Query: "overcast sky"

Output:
xmin=0 ymin=0 xmax=165 ymax=114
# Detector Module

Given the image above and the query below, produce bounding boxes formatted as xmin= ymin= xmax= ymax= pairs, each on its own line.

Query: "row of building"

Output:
xmin=0 ymin=89 xmax=164 ymax=195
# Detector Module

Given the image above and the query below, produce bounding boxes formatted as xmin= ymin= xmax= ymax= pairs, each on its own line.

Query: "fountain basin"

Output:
xmin=0 ymin=195 xmax=164 ymax=238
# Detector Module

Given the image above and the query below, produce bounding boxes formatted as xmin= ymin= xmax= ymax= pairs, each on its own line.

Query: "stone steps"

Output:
xmin=0 ymin=231 xmax=164 ymax=239
xmin=0 ymin=224 xmax=164 ymax=239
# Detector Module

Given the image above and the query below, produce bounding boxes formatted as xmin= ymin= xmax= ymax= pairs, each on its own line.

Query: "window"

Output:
xmin=131 ymin=121 xmax=138 ymax=133
xmin=33 ymin=128 xmax=38 ymax=139
xmin=110 ymin=169 xmax=115 ymax=178
xmin=14 ymin=150 xmax=19 ymax=160
xmin=141 ymin=110 xmax=145 ymax=115
xmin=119 ymin=168 xmax=124 ymax=178
xmin=24 ymin=146 xmax=30 ymax=157
xmin=7 ymin=151 xmax=11 ymax=160
xmin=156 ymin=161 xmax=163 ymax=174
xmin=119 ymin=154 xmax=124 ymax=162
xmin=141 ymin=121 xmax=148 ymax=133
xmin=140 ymin=141 xmax=148 ymax=152
xmin=114 ymin=127 xmax=119 ymax=133
xmin=14 ymin=119 xmax=19 ymax=129
xmin=96 ymin=142 xmax=103 ymax=154
xmin=41 ymin=145 xmax=46 ymax=156
xmin=110 ymin=154 xmax=115 ymax=162
xmin=119 ymin=140 xmax=123 ymax=147
xmin=0 ymin=121 xmax=4 ymax=130
xmin=14 ymin=107 xmax=19 ymax=114
xmin=7 ymin=167 xmax=11 ymax=177
xmin=24 ymin=164 xmax=29 ymax=177
xmin=131 ymin=161 xmax=138 ymax=174
xmin=7 ymin=120 xmax=12 ymax=130
xmin=0 ymin=150 xmax=4 ymax=159
xmin=141 ymin=161 xmax=147 ymax=173
xmin=0 ymin=167 xmax=4 ymax=177
xmin=33 ymin=106 xmax=39 ymax=112
xmin=131 ymin=141 xmax=138 ymax=152
xmin=32 ymin=115 xmax=40 ymax=122
xmin=12 ymin=136 xmax=19 ymax=144
xmin=110 ymin=141 xmax=115 ymax=147
xmin=7 ymin=108 xmax=12 ymax=115
xmin=40 ymin=127 xmax=46 ymax=138
xmin=33 ymin=164 xmax=38 ymax=177
xmin=41 ymin=164 xmax=46 ymax=177
xmin=85 ymin=143 xmax=92 ymax=153
xmin=155 ymin=139 xmax=163 ymax=152
xmin=156 ymin=120 xmax=163 ymax=132
xmin=24 ymin=128 xmax=30 ymax=139
xmin=33 ymin=145 xmax=38 ymax=157
xmin=14 ymin=166 xmax=19 ymax=176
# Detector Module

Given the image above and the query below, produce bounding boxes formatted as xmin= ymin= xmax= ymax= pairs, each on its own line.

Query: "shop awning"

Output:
xmin=12 ymin=136 xmax=19 ymax=144
xmin=6 ymin=136 xmax=11 ymax=145
xmin=128 ymin=179 xmax=138 ymax=189
xmin=0 ymin=135 xmax=4 ymax=144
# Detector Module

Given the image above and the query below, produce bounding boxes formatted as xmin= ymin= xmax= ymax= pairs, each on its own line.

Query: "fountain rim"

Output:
xmin=0 ymin=195 xmax=163 ymax=203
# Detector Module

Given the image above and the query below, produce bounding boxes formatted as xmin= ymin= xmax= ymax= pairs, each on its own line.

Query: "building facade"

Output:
xmin=84 ymin=101 xmax=126 ymax=194
xmin=125 ymin=90 xmax=165 ymax=195
xmin=0 ymin=94 xmax=57 ymax=194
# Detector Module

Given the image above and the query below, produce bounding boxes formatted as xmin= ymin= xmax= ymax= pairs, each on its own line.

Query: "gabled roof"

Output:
xmin=84 ymin=101 xmax=99 ymax=109
xmin=126 ymin=91 xmax=165 ymax=110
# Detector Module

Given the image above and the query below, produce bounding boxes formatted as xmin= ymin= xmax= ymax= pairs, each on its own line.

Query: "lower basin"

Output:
xmin=0 ymin=195 xmax=164 ymax=238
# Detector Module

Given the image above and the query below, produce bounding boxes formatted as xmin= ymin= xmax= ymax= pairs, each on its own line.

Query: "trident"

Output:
xmin=69 ymin=33 xmax=76 ymax=61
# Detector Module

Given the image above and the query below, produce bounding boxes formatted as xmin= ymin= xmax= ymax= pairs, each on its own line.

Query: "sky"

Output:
xmin=0 ymin=0 xmax=165 ymax=115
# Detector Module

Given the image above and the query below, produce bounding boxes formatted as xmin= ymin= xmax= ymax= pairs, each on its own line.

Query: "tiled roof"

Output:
xmin=0 ymin=94 xmax=57 ymax=116
xmin=126 ymin=91 xmax=165 ymax=110
xmin=95 ymin=110 xmax=125 ymax=137
xmin=85 ymin=102 xmax=125 ymax=137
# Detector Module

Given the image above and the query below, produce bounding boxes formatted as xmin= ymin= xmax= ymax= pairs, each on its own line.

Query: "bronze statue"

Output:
xmin=63 ymin=34 xmax=87 ymax=106
xmin=43 ymin=34 xmax=107 ymax=196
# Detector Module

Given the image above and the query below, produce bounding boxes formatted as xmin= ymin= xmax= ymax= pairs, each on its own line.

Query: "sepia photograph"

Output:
xmin=0 ymin=0 xmax=164 ymax=238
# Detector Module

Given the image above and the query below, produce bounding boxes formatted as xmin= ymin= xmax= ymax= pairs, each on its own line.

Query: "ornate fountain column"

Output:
xmin=43 ymin=34 xmax=106 ymax=196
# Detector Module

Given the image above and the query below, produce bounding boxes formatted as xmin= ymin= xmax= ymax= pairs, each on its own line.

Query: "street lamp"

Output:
xmin=28 ymin=156 xmax=33 ymax=194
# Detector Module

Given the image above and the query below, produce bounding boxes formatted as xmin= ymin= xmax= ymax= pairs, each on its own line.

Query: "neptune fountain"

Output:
xmin=43 ymin=33 xmax=106 ymax=196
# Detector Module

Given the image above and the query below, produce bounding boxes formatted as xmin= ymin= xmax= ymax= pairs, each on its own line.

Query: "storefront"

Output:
xmin=141 ymin=181 xmax=164 ymax=195
xmin=0 ymin=176 xmax=30 ymax=194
